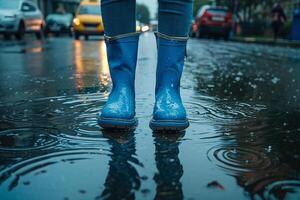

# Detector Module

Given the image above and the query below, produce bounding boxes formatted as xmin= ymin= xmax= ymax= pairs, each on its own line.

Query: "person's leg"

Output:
xmin=101 ymin=0 xmax=136 ymax=36
xmin=158 ymin=0 xmax=193 ymax=37
xmin=150 ymin=0 xmax=193 ymax=131
xmin=98 ymin=0 xmax=140 ymax=129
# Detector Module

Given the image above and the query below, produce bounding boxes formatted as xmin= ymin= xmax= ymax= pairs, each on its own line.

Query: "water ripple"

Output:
xmin=0 ymin=148 xmax=111 ymax=192
xmin=262 ymin=179 xmax=300 ymax=200
xmin=207 ymin=145 xmax=277 ymax=175
xmin=0 ymin=94 xmax=106 ymax=144
xmin=245 ymin=178 xmax=300 ymax=200
xmin=186 ymin=99 xmax=266 ymax=123
xmin=0 ymin=127 xmax=60 ymax=151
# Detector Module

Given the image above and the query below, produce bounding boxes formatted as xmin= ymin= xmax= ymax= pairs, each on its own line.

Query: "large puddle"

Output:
xmin=0 ymin=34 xmax=299 ymax=199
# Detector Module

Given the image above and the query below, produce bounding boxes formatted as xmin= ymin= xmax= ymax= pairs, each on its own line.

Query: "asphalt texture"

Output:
xmin=0 ymin=33 xmax=300 ymax=200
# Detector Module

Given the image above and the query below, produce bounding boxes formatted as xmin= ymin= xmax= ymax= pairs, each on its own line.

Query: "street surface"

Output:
xmin=0 ymin=33 xmax=300 ymax=199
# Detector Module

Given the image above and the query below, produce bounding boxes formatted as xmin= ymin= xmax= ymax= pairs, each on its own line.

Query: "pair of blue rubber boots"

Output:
xmin=98 ymin=32 xmax=189 ymax=131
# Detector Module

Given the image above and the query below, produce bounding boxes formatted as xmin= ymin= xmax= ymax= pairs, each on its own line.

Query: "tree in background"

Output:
xmin=136 ymin=3 xmax=150 ymax=24
xmin=193 ymin=0 xmax=211 ymax=16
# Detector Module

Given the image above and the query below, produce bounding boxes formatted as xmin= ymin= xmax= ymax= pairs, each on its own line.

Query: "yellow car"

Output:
xmin=73 ymin=0 xmax=104 ymax=40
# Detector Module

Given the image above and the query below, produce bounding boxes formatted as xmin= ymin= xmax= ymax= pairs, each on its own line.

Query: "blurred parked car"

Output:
xmin=0 ymin=0 xmax=45 ymax=40
xmin=45 ymin=13 xmax=73 ymax=36
xmin=190 ymin=5 xmax=232 ymax=40
xmin=73 ymin=0 xmax=104 ymax=40
xmin=136 ymin=21 xmax=150 ymax=32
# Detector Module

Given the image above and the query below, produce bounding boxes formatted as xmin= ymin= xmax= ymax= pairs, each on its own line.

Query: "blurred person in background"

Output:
xmin=98 ymin=0 xmax=193 ymax=131
xmin=272 ymin=1 xmax=287 ymax=40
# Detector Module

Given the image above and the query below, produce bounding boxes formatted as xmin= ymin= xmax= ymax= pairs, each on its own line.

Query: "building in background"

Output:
xmin=31 ymin=0 xmax=81 ymax=16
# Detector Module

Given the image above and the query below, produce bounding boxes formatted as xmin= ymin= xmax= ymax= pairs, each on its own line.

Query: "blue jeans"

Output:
xmin=101 ymin=0 xmax=193 ymax=37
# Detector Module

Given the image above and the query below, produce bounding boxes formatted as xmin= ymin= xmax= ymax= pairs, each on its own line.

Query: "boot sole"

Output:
xmin=98 ymin=117 xmax=138 ymax=130
xmin=149 ymin=118 xmax=189 ymax=132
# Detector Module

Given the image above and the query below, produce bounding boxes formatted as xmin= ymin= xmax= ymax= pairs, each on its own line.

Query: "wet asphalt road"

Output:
xmin=0 ymin=33 xmax=300 ymax=200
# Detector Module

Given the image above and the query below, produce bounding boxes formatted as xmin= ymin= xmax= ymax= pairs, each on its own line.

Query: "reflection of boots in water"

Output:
xmin=150 ymin=32 xmax=189 ymax=131
xmin=98 ymin=33 xmax=140 ymax=130
xmin=154 ymin=132 xmax=184 ymax=200
xmin=101 ymin=131 xmax=141 ymax=200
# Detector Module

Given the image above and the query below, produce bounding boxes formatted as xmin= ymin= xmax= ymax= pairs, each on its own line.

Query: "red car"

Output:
xmin=190 ymin=5 xmax=233 ymax=40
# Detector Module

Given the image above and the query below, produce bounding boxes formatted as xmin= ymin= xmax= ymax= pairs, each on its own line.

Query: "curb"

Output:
xmin=230 ymin=37 xmax=300 ymax=48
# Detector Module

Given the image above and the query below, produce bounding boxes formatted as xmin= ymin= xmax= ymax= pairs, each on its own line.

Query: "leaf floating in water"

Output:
xmin=79 ymin=189 xmax=86 ymax=194
xmin=207 ymin=181 xmax=225 ymax=190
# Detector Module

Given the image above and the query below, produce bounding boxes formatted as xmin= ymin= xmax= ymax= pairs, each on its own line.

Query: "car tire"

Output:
xmin=15 ymin=22 xmax=25 ymax=40
xmin=224 ymin=31 xmax=230 ymax=41
xmin=68 ymin=30 xmax=73 ymax=37
xmin=189 ymin=31 xmax=196 ymax=38
xmin=75 ymin=33 xmax=80 ymax=40
xmin=4 ymin=33 xmax=11 ymax=40
xmin=35 ymin=25 xmax=44 ymax=40
xmin=213 ymin=35 xmax=220 ymax=40
xmin=196 ymin=30 xmax=203 ymax=39
xmin=44 ymin=29 xmax=49 ymax=38
xmin=35 ymin=32 xmax=42 ymax=40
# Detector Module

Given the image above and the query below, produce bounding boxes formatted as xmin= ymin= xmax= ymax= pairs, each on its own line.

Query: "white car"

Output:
xmin=0 ymin=0 xmax=45 ymax=40
xmin=45 ymin=13 xmax=73 ymax=36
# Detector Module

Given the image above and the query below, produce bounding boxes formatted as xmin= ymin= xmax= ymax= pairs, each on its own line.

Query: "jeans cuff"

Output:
xmin=154 ymin=32 xmax=189 ymax=42
xmin=104 ymin=32 xmax=141 ymax=42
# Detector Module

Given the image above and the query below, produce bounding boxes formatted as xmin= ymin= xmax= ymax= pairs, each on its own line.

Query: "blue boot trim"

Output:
xmin=98 ymin=32 xmax=140 ymax=129
xmin=150 ymin=32 xmax=189 ymax=131
xmin=98 ymin=116 xmax=138 ymax=130
xmin=149 ymin=118 xmax=189 ymax=132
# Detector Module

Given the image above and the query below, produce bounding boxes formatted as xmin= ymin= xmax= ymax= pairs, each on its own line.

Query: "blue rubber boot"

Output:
xmin=150 ymin=32 xmax=189 ymax=132
xmin=98 ymin=32 xmax=140 ymax=129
